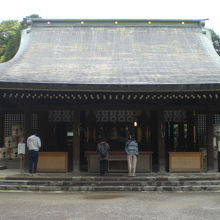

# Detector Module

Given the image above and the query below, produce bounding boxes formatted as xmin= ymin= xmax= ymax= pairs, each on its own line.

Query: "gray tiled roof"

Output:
xmin=0 ymin=19 xmax=220 ymax=91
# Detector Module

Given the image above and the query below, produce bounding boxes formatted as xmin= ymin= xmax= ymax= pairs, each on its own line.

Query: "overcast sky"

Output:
xmin=1 ymin=0 xmax=220 ymax=35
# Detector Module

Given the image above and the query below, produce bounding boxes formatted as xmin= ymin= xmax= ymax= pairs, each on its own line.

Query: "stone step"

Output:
xmin=2 ymin=173 xmax=220 ymax=192
xmin=1 ymin=179 xmax=220 ymax=187
xmin=0 ymin=165 xmax=6 ymax=170
xmin=0 ymin=184 xmax=220 ymax=192
xmin=5 ymin=175 xmax=220 ymax=182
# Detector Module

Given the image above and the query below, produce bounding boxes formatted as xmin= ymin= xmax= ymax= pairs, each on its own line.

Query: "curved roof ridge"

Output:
xmin=0 ymin=19 xmax=220 ymax=91
xmin=30 ymin=18 xmax=208 ymax=22
xmin=28 ymin=18 xmax=207 ymax=28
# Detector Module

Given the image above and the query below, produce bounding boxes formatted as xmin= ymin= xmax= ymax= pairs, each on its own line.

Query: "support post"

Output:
xmin=38 ymin=111 xmax=49 ymax=149
xmin=24 ymin=104 xmax=32 ymax=139
xmin=207 ymin=113 xmax=214 ymax=172
xmin=0 ymin=106 xmax=4 ymax=167
xmin=24 ymin=104 xmax=32 ymax=169
xmin=158 ymin=110 xmax=166 ymax=172
xmin=72 ymin=110 xmax=80 ymax=174
xmin=187 ymin=111 xmax=196 ymax=151
xmin=0 ymin=108 xmax=4 ymax=148
xmin=218 ymin=144 xmax=220 ymax=172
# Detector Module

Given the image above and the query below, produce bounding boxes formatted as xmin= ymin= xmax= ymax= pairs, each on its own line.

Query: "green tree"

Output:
xmin=0 ymin=20 xmax=21 ymax=62
xmin=0 ymin=14 xmax=41 ymax=63
xmin=210 ymin=29 xmax=220 ymax=56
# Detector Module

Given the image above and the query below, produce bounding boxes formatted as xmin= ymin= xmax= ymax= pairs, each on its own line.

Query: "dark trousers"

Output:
xmin=100 ymin=160 xmax=108 ymax=175
xmin=29 ymin=150 xmax=39 ymax=173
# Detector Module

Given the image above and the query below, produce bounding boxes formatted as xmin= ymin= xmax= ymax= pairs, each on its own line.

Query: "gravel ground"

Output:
xmin=0 ymin=191 xmax=220 ymax=220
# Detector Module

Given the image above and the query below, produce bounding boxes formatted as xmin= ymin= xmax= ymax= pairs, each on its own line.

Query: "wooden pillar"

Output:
xmin=187 ymin=111 xmax=197 ymax=152
xmin=0 ymin=108 xmax=4 ymax=147
xmin=24 ymin=105 xmax=32 ymax=139
xmin=38 ymin=111 xmax=49 ymax=149
xmin=170 ymin=123 xmax=174 ymax=151
xmin=72 ymin=110 xmax=80 ymax=173
xmin=150 ymin=111 xmax=157 ymax=171
xmin=179 ymin=123 xmax=184 ymax=147
xmin=24 ymin=104 xmax=32 ymax=168
xmin=207 ymin=113 xmax=214 ymax=171
xmin=158 ymin=110 xmax=166 ymax=172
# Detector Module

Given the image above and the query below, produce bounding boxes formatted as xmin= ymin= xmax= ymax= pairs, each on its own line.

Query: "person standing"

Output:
xmin=125 ymin=134 xmax=139 ymax=177
xmin=27 ymin=132 xmax=41 ymax=175
xmin=97 ymin=139 xmax=110 ymax=176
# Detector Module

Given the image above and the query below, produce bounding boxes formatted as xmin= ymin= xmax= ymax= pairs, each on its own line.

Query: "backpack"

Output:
xmin=98 ymin=142 xmax=109 ymax=158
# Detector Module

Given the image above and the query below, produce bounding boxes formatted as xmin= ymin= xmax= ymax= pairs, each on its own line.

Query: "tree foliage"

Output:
xmin=210 ymin=29 xmax=220 ymax=56
xmin=0 ymin=14 xmax=41 ymax=63
xmin=0 ymin=20 xmax=21 ymax=62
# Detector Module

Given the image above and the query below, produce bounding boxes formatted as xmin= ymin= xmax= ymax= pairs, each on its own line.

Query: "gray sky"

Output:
xmin=1 ymin=0 xmax=220 ymax=35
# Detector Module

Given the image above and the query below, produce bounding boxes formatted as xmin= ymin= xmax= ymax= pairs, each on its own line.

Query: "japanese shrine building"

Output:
xmin=0 ymin=18 xmax=220 ymax=173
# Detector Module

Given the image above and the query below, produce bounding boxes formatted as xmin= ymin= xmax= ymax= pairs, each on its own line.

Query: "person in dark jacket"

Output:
xmin=125 ymin=134 xmax=138 ymax=177
xmin=97 ymin=139 xmax=110 ymax=176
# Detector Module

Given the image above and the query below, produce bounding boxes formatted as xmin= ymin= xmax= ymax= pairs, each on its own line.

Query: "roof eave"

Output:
xmin=0 ymin=82 xmax=220 ymax=93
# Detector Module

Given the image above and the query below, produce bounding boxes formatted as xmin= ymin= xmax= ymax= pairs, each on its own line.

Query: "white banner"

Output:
xmin=18 ymin=143 xmax=25 ymax=155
